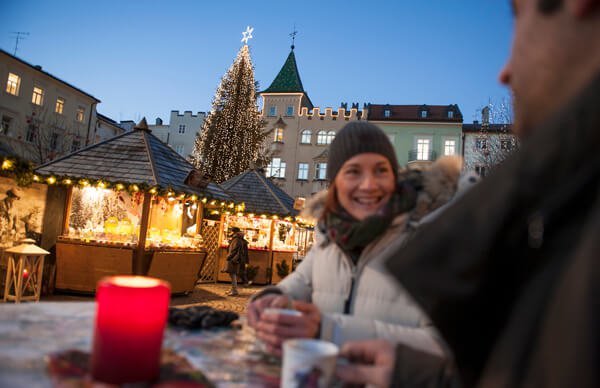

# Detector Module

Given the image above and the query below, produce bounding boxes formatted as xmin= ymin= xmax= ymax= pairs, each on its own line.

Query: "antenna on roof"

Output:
xmin=10 ymin=32 xmax=29 ymax=56
xmin=289 ymin=24 xmax=298 ymax=50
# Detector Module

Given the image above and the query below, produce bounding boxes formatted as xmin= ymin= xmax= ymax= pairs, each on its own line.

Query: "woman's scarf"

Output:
xmin=319 ymin=176 xmax=421 ymax=256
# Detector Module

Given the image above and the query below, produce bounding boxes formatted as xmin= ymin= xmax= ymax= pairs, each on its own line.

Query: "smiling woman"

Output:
xmin=246 ymin=122 xmax=464 ymax=381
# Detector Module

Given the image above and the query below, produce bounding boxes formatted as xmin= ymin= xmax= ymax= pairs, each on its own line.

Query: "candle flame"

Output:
xmin=110 ymin=276 xmax=164 ymax=288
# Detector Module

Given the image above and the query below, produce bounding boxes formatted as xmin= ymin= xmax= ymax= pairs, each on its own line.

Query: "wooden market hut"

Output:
xmin=217 ymin=169 xmax=299 ymax=284
xmin=35 ymin=119 xmax=233 ymax=294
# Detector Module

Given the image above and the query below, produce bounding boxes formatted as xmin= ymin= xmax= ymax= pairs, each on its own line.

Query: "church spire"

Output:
xmin=262 ymin=48 xmax=305 ymax=93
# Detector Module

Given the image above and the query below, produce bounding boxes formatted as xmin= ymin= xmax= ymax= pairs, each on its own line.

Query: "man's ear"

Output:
xmin=567 ymin=0 xmax=600 ymax=18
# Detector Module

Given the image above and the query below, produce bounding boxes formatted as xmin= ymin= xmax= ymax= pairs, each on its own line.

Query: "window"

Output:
xmin=286 ymin=106 xmax=294 ymax=116
xmin=50 ymin=133 xmax=59 ymax=151
xmin=71 ymin=139 xmax=81 ymax=152
xmin=6 ymin=73 xmax=21 ymax=96
xmin=268 ymin=106 xmax=277 ymax=116
xmin=326 ymin=131 xmax=335 ymax=144
xmin=266 ymin=158 xmax=286 ymax=178
xmin=55 ymin=98 xmax=65 ymax=114
xmin=175 ymin=144 xmax=185 ymax=155
xmin=26 ymin=124 xmax=37 ymax=142
xmin=76 ymin=107 xmax=85 ymax=122
xmin=315 ymin=162 xmax=327 ymax=180
xmin=297 ymin=163 xmax=309 ymax=180
xmin=32 ymin=87 xmax=44 ymax=106
xmin=274 ymin=127 xmax=284 ymax=142
xmin=316 ymin=130 xmax=327 ymax=145
xmin=501 ymin=139 xmax=513 ymax=151
xmin=444 ymin=140 xmax=457 ymax=156
xmin=476 ymin=138 xmax=488 ymax=150
xmin=178 ymin=124 xmax=185 ymax=134
xmin=448 ymin=111 xmax=454 ymax=118
xmin=475 ymin=165 xmax=486 ymax=177
xmin=384 ymin=109 xmax=391 ymax=118
xmin=1 ymin=116 xmax=12 ymax=135
xmin=420 ymin=110 xmax=427 ymax=118
xmin=300 ymin=129 xmax=311 ymax=144
xmin=417 ymin=138 xmax=431 ymax=160
xmin=387 ymin=134 xmax=395 ymax=145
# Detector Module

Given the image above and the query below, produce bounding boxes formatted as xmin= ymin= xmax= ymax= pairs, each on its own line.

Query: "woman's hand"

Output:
xmin=254 ymin=300 xmax=321 ymax=356
xmin=247 ymin=294 xmax=291 ymax=328
xmin=336 ymin=339 xmax=395 ymax=388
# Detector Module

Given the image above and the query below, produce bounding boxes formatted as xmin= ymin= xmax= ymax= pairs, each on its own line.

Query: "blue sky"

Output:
xmin=2 ymin=0 xmax=513 ymax=124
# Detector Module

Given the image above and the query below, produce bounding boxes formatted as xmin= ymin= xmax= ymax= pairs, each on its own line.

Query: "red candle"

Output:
xmin=91 ymin=276 xmax=170 ymax=384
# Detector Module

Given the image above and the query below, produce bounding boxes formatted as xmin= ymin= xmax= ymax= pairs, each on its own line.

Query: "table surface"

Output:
xmin=0 ymin=302 xmax=280 ymax=387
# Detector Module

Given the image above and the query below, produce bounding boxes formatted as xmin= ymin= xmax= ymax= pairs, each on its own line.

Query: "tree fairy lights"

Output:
xmin=190 ymin=31 xmax=268 ymax=183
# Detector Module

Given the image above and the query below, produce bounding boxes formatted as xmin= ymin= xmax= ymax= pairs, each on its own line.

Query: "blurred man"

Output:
xmin=337 ymin=0 xmax=600 ymax=386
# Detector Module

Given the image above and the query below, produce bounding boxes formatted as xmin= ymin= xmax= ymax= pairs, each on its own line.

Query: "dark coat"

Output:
xmin=226 ymin=234 xmax=248 ymax=274
xmin=386 ymin=72 xmax=600 ymax=388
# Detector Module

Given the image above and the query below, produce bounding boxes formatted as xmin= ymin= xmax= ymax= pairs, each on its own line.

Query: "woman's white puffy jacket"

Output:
xmin=277 ymin=212 xmax=445 ymax=356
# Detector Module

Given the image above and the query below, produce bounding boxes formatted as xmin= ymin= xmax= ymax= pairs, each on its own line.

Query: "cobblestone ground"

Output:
xmin=42 ymin=282 xmax=265 ymax=315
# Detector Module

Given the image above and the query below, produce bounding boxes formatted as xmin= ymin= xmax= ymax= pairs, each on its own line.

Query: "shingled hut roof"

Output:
xmin=35 ymin=122 xmax=231 ymax=201
xmin=221 ymin=170 xmax=298 ymax=216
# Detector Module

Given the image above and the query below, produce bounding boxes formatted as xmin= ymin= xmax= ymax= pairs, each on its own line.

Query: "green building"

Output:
xmin=367 ymin=104 xmax=463 ymax=169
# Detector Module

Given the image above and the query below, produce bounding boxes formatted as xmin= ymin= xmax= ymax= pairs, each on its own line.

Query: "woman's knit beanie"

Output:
xmin=327 ymin=121 xmax=399 ymax=181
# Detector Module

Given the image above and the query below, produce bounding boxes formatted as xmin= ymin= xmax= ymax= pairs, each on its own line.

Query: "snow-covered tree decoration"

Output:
xmin=190 ymin=33 xmax=267 ymax=183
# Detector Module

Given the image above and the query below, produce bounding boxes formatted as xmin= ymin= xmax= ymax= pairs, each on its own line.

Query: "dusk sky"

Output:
xmin=2 ymin=0 xmax=513 ymax=124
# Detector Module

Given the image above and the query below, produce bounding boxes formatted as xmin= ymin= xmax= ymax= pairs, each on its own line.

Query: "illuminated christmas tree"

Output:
xmin=190 ymin=27 xmax=268 ymax=183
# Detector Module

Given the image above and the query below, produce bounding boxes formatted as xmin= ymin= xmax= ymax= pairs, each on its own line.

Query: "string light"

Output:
xmin=47 ymin=176 xmax=56 ymax=184
xmin=63 ymin=179 xmax=72 ymax=185
xmin=1 ymin=160 xmax=13 ymax=170
xmin=33 ymin=175 xmax=40 ymax=182
xmin=115 ymin=183 xmax=124 ymax=191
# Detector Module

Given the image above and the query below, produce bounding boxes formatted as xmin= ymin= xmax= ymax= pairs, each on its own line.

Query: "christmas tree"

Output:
xmin=191 ymin=28 xmax=268 ymax=183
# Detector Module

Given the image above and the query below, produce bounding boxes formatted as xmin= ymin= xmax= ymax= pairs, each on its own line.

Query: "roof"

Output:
xmin=0 ymin=49 xmax=100 ymax=103
xmin=221 ymin=170 xmax=298 ymax=216
xmin=463 ymin=122 xmax=514 ymax=133
xmin=262 ymin=49 xmax=306 ymax=93
xmin=34 ymin=123 xmax=231 ymax=201
xmin=367 ymin=104 xmax=463 ymax=122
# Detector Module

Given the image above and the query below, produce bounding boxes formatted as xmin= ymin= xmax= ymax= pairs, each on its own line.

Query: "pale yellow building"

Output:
xmin=0 ymin=49 xmax=100 ymax=164
xmin=259 ymin=47 xmax=363 ymax=200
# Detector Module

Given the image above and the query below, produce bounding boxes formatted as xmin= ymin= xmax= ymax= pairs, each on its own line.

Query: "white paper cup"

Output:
xmin=281 ymin=339 xmax=339 ymax=388
xmin=263 ymin=307 xmax=303 ymax=317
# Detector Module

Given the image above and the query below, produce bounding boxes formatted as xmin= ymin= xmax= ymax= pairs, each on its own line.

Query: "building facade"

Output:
xmin=368 ymin=104 xmax=463 ymax=169
xmin=259 ymin=47 xmax=463 ymax=200
xmin=149 ymin=110 xmax=206 ymax=158
xmin=0 ymin=49 xmax=100 ymax=164
xmin=95 ymin=113 xmax=125 ymax=143
xmin=462 ymin=121 xmax=516 ymax=177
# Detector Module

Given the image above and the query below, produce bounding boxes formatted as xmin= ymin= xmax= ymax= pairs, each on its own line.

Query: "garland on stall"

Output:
xmin=0 ymin=156 xmax=312 ymax=223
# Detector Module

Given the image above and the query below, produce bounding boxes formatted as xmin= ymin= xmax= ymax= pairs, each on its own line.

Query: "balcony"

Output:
xmin=408 ymin=149 xmax=437 ymax=163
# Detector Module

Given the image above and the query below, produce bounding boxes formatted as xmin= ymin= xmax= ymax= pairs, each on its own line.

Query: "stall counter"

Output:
xmin=55 ymin=238 xmax=206 ymax=294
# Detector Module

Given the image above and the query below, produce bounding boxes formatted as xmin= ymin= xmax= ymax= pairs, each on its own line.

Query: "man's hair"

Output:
xmin=538 ymin=0 xmax=562 ymax=13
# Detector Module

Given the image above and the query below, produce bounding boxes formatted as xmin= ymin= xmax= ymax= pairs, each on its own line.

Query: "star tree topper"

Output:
xmin=241 ymin=26 xmax=254 ymax=44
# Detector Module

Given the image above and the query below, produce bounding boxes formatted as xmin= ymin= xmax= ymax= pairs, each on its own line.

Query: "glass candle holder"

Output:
xmin=91 ymin=276 xmax=170 ymax=384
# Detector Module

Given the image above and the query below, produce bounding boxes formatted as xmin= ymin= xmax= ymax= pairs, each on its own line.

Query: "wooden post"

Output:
xmin=195 ymin=202 xmax=204 ymax=235
xmin=61 ymin=186 xmax=73 ymax=235
xmin=268 ymin=219 xmax=275 ymax=284
xmin=134 ymin=192 xmax=152 ymax=275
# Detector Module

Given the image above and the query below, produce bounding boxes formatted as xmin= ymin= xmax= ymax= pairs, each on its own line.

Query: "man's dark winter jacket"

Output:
xmin=385 ymin=72 xmax=600 ymax=387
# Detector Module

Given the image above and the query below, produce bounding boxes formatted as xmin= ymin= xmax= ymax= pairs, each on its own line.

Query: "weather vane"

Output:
xmin=289 ymin=24 xmax=298 ymax=49
xmin=241 ymin=26 xmax=254 ymax=44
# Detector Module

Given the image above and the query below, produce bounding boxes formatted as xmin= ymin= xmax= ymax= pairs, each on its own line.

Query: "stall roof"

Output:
xmin=35 ymin=119 xmax=231 ymax=201
xmin=221 ymin=170 xmax=298 ymax=217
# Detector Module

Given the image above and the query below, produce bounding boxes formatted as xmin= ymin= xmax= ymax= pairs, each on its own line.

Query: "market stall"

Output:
xmin=218 ymin=170 xmax=302 ymax=285
xmin=35 ymin=119 xmax=234 ymax=294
